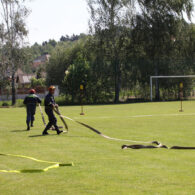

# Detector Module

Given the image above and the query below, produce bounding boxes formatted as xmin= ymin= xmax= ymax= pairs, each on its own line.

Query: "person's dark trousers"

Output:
xmin=26 ymin=105 xmax=36 ymax=130
xmin=43 ymin=109 xmax=60 ymax=134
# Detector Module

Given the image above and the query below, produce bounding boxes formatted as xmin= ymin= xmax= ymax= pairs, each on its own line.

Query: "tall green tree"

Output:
xmin=46 ymin=40 xmax=84 ymax=88
xmin=132 ymin=0 xmax=194 ymax=100
xmin=0 ymin=0 xmax=29 ymax=105
xmin=63 ymin=52 xmax=90 ymax=103
xmin=87 ymin=0 xmax=133 ymax=103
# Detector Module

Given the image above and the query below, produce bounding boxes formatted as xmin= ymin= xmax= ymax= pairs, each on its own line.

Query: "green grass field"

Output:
xmin=0 ymin=101 xmax=195 ymax=195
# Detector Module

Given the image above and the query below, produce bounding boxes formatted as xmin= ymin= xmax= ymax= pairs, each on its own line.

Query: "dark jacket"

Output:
xmin=44 ymin=93 xmax=55 ymax=111
xmin=23 ymin=94 xmax=42 ymax=107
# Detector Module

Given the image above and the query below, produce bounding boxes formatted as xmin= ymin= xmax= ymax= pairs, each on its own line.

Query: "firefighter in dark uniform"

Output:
xmin=42 ymin=86 xmax=63 ymax=135
xmin=23 ymin=89 xmax=42 ymax=130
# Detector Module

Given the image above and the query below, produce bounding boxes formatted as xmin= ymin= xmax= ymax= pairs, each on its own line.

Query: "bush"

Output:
xmin=15 ymin=99 xmax=25 ymax=107
xmin=31 ymin=78 xmax=46 ymax=88
xmin=0 ymin=99 xmax=44 ymax=107
xmin=2 ymin=102 xmax=9 ymax=107
xmin=55 ymin=96 xmax=73 ymax=106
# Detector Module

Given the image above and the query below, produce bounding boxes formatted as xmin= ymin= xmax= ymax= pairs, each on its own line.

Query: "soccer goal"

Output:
xmin=150 ymin=75 xmax=195 ymax=101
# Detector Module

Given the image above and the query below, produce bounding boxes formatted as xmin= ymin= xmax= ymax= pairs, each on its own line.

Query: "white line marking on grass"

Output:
xmin=74 ymin=113 xmax=195 ymax=120
xmin=131 ymin=115 xmax=153 ymax=118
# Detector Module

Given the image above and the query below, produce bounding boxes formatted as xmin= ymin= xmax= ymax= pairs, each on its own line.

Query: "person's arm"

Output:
xmin=53 ymin=97 xmax=58 ymax=108
xmin=36 ymin=97 xmax=42 ymax=104
xmin=45 ymin=95 xmax=54 ymax=108
xmin=23 ymin=97 xmax=27 ymax=105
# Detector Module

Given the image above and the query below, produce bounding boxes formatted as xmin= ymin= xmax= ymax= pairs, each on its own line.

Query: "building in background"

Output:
xmin=33 ymin=53 xmax=50 ymax=69
xmin=0 ymin=53 xmax=61 ymax=101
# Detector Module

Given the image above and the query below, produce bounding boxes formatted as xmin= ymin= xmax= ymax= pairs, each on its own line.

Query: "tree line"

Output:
xmin=47 ymin=0 xmax=195 ymax=103
xmin=0 ymin=0 xmax=195 ymax=105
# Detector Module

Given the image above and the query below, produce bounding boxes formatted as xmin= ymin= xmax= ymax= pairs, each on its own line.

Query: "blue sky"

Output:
xmin=26 ymin=0 xmax=89 ymax=45
xmin=26 ymin=0 xmax=195 ymax=45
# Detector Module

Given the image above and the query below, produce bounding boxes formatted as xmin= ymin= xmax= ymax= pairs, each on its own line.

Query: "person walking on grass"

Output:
xmin=42 ymin=86 xmax=63 ymax=135
xmin=23 ymin=89 xmax=42 ymax=131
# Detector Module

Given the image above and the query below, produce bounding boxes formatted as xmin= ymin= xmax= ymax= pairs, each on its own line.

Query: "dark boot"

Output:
xmin=54 ymin=125 xmax=63 ymax=135
xmin=57 ymin=130 xmax=63 ymax=135
xmin=42 ymin=127 xmax=49 ymax=135
xmin=27 ymin=122 xmax=30 ymax=131
xmin=43 ymin=122 xmax=52 ymax=135
xmin=31 ymin=121 xmax=34 ymax=127
xmin=42 ymin=130 xmax=49 ymax=135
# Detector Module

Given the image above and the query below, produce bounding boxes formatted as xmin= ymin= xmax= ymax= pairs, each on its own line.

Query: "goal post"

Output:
xmin=150 ymin=75 xmax=195 ymax=101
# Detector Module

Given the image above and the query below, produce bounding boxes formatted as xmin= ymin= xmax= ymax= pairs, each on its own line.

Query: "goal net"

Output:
xmin=150 ymin=75 xmax=195 ymax=101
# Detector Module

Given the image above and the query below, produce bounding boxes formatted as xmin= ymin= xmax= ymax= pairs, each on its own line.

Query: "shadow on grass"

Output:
xmin=11 ymin=130 xmax=27 ymax=133
xmin=29 ymin=134 xmax=56 ymax=138
xmin=29 ymin=135 xmax=96 ymax=138
xmin=67 ymin=135 xmax=96 ymax=139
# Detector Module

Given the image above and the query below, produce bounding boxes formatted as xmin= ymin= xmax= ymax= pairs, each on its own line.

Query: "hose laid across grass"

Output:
xmin=0 ymin=153 xmax=74 ymax=173
xmin=56 ymin=110 xmax=195 ymax=150
xmin=57 ymin=112 xmax=158 ymax=144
